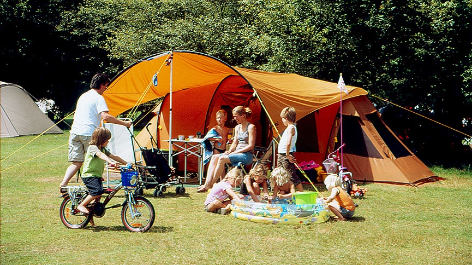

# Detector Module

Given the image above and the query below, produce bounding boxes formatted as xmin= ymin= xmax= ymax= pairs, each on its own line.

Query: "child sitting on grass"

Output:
xmin=322 ymin=174 xmax=356 ymax=221
xmin=240 ymin=163 xmax=269 ymax=202
xmin=204 ymin=167 xmax=244 ymax=215
xmin=269 ymin=167 xmax=295 ymax=202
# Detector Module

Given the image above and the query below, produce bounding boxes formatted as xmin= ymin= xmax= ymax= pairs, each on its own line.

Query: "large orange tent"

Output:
xmin=104 ymin=50 xmax=438 ymax=185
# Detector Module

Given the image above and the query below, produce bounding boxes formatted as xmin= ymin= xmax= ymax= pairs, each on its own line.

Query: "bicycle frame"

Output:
xmin=99 ymin=184 xmax=140 ymax=218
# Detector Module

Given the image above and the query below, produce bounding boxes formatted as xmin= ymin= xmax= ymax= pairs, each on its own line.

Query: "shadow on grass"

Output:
xmin=110 ymin=191 xmax=192 ymax=199
xmin=348 ymin=216 xmax=365 ymax=222
xmin=87 ymin=225 xmax=175 ymax=233
xmin=326 ymin=216 xmax=366 ymax=222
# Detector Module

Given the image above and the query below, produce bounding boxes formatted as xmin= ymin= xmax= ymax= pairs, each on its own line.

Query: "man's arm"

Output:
xmin=100 ymin=112 xmax=132 ymax=128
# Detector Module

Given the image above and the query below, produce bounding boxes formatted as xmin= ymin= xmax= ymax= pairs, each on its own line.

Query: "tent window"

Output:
xmin=336 ymin=115 xmax=382 ymax=158
xmin=297 ymin=113 xmax=319 ymax=152
xmin=366 ymin=113 xmax=411 ymax=158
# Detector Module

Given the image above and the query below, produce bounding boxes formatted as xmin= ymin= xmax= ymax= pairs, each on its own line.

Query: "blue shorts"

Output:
xmin=228 ymin=152 xmax=253 ymax=166
xmin=82 ymin=177 xmax=104 ymax=196
xmin=340 ymin=206 xmax=354 ymax=218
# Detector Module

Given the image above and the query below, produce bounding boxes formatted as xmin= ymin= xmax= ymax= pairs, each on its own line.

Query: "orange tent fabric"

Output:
xmin=105 ymin=51 xmax=365 ymax=118
xmin=104 ymin=51 xmax=438 ymax=185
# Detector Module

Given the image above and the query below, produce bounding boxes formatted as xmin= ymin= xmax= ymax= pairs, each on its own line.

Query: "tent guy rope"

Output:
xmin=371 ymin=94 xmax=471 ymax=138
xmin=1 ymin=111 xmax=74 ymax=163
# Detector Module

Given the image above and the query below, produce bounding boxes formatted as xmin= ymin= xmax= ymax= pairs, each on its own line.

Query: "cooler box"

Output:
xmin=121 ymin=170 xmax=138 ymax=187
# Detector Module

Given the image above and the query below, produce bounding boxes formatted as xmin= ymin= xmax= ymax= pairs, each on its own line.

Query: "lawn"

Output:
xmin=1 ymin=133 xmax=472 ymax=264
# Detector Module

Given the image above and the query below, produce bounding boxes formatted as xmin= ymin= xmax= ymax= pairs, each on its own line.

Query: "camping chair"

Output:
xmin=251 ymin=139 xmax=277 ymax=170
xmin=223 ymin=139 xmax=277 ymax=181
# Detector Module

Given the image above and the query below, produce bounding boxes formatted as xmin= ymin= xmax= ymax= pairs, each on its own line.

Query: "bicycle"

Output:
xmin=59 ymin=167 xmax=155 ymax=232
xmin=322 ymin=144 xmax=353 ymax=194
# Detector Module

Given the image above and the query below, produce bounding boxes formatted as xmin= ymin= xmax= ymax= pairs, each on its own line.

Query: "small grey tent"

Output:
xmin=1 ymin=82 xmax=63 ymax=137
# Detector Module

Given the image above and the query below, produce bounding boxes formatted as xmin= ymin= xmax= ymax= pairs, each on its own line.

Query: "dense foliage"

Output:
xmin=1 ymin=0 xmax=471 ymax=166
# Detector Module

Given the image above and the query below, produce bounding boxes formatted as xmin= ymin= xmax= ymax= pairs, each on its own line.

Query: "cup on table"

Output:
xmin=189 ymin=135 xmax=194 ymax=140
xmin=178 ymin=135 xmax=184 ymax=140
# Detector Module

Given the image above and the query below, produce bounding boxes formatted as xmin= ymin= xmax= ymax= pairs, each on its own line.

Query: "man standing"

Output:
xmin=59 ymin=73 xmax=132 ymax=190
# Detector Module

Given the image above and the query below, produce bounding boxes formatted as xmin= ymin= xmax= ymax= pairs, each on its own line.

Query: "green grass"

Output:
xmin=1 ymin=133 xmax=472 ymax=264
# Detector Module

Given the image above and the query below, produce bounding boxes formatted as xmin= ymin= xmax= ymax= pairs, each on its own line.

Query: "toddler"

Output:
xmin=322 ymin=174 xmax=356 ymax=221
xmin=269 ymin=167 xmax=295 ymax=202
xmin=240 ymin=163 xmax=269 ymax=202
xmin=204 ymin=167 xmax=244 ymax=214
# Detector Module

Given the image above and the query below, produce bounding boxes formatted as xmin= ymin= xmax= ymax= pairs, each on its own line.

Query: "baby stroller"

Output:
xmin=133 ymin=123 xmax=186 ymax=197
xmin=322 ymin=144 xmax=353 ymax=195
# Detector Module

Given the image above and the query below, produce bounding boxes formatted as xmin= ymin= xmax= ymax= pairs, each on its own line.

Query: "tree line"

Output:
xmin=1 ymin=0 xmax=471 ymax=166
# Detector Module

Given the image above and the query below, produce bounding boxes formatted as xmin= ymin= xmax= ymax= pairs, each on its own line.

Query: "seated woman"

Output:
xmin=197 ymin=106 xmax=256 ymax=192
xmin=240 ymin=163 xmax=269 ymax=202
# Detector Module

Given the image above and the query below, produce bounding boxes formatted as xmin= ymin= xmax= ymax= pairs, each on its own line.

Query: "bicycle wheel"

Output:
xmin=60 ymin=196 xmax=91 ymax=229
xmin=121 ymin=197 xmax=155 ymax=232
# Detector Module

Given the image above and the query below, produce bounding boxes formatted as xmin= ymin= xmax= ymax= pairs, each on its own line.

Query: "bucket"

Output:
xmin=294 ymin=191 xmax=318 ymax=205
xmin=121 ymin=170 xmax=138 ymax=187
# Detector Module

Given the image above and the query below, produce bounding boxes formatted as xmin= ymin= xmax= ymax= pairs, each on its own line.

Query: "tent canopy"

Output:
xmin=1 ymin=82 xmax=63 ymax=138
xmin=105 ymin=50 xmax=367 ymax=120
xmin=104 ymin=51 xmax=437 ymax=185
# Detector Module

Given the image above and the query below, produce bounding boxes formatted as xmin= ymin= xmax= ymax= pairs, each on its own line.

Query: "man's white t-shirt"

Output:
xmin=70 ymin=89 xmax=109 ymax=136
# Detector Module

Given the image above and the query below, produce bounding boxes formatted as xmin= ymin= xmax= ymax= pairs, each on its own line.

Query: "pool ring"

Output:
xmin=230 ymin=199 xmax=330 ymax=224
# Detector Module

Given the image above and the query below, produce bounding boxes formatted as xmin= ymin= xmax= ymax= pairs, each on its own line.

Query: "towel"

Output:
xmin=201 ymin=128 xmax=222 ymax=165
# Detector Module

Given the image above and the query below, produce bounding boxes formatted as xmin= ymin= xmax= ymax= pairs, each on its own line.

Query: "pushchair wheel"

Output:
xmin=176 ymin=186 xmax=185 ymax=194
xmin=160 ymin=185 xmax=167 ymax=192
xmin=153 ymin=189 xmax=164 ymax=198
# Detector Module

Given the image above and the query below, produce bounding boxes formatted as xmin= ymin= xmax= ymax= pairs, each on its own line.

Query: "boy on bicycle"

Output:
xmin=77 ymin=127 xmax=129 ymax=221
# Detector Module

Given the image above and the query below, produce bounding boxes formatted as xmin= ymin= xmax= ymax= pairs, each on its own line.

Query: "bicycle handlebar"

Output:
xmin=327 ymin=143 xmax=345 ymax=158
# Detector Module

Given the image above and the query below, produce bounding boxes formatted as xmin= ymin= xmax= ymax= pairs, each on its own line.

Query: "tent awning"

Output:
xmin=104 ymin=50 xmax=368 ymax=120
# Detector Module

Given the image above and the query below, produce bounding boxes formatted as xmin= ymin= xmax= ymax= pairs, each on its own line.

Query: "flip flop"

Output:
xmin=196 ymin=186 xmax=207 ymax=193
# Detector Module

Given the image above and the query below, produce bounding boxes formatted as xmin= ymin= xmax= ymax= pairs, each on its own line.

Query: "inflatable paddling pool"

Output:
xmin=230 ymin=198 xmax=330 ymax=224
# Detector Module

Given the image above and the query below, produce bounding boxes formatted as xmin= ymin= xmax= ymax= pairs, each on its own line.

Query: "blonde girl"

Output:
xmin=204 ymin=167 xmax=244 ymax=214
xmin=269 ymin=167 xmax=296 ymax=201
xmin=240 ymin=163 xmax=269 ymax=202
xmin=323 ymin=174 xmax=356 ymax=221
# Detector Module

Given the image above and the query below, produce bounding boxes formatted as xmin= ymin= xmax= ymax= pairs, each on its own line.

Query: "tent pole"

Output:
xmin=168 ymin=52 xmax=174 ymax=168
xmin=252 ymin=90 xmax=280 ymax=138
xmin=340 ymin=85 xmax=343 ymax=169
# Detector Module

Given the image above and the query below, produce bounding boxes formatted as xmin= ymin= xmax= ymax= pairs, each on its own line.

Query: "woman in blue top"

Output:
xmin=197 ymin=106 xmax=256 ymax=192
